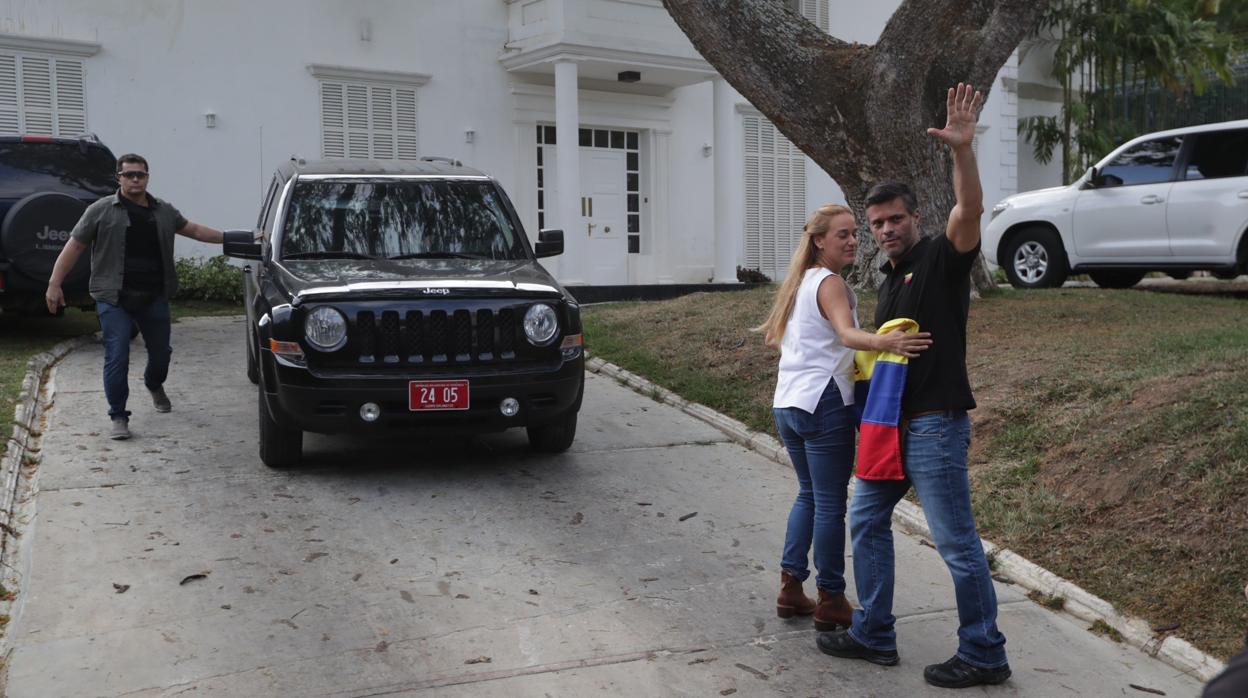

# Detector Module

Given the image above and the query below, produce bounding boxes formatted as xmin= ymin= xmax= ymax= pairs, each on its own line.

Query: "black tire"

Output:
xmin=1212 ymin=269 xmax=1241 ymax=280
xmin=0 ymin=192 xmax=91 ymax=284
xmin=527 ymin=412 xmax=578 ymax=454
xmin=1089 ymin=270 xmax=1146 ymax=289
xmin=245 ymin=326 xmax=260 ymax=384
xmin=1002 ymin=228 xmax=1069 ymax=289
xmin=258 ymin=381 xmax=301 ymax=468
xmin=1166 ymin=270 xmax=1193 ymax=280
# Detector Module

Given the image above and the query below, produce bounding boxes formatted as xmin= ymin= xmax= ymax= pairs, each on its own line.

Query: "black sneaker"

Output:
xmin=149 ymin=386 xmax=172 ymax=413
xmin=816 ymin=629 xmax=900 ymax=666
xmin=923 ymin=656 xmax=1011 ymax=688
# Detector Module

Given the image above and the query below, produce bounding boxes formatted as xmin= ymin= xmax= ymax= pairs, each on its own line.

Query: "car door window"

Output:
xmin=1181 ymin=129 xmax=1248 ymax=181
xmin=1101 ymin=136 xmax=1182 ymax=186
xmin=257 ymin=176 xmax=281 ymax=230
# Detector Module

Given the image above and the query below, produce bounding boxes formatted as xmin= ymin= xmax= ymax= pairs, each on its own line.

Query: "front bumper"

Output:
xmin=261 ymin=350 xmax=584 ymax=434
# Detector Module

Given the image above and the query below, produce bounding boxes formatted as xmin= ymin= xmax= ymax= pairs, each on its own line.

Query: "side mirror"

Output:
xmin=223 ymin=229 xmax=262 ymax=260
xmin=534 ymin=228 xmax=564 ymax=258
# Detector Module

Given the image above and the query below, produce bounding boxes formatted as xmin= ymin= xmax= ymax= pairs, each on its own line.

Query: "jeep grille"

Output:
xmin=341 ymin=305 xmax=532 ymax=367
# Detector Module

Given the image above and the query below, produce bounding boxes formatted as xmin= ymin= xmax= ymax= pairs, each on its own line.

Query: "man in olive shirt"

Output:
xmin=46 ymin=153 xmax=223 ymax=440
xmin=817 ymin=84 xmax=1011 ymax=689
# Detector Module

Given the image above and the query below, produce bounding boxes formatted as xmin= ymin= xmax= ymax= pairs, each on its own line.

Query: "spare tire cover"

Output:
xmin=1 ymin=192 xmax=91 ymax=284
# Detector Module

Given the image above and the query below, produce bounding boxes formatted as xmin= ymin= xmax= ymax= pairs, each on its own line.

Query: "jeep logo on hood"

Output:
xmin=423 ymin=288 xmax=451 ymax=295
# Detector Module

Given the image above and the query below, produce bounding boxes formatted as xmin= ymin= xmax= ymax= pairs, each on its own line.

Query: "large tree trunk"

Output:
xmin=662 ymin=0 xmax=1045 ymax=291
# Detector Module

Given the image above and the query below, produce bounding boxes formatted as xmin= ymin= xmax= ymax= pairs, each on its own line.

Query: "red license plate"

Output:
xmin=408 ymin=380 xmax=470 ymax=411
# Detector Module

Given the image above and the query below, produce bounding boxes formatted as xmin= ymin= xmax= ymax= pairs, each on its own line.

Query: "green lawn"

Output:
xmin=583 ymin=284 xmax=1248 ymax=659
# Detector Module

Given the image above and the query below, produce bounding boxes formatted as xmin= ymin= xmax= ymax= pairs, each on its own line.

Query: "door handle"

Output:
xmin=1238 ymin=191 xmax=1248 ymax=199
xmin=1140 ymin=195 xmax=1164 ymax=204
xmin=603 ymin=225 xmax=611 ymax=233
xmin=587 ymin=222 xmax=597 ymax=235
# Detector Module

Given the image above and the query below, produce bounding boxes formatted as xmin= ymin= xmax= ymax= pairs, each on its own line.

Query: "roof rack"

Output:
xmin=419 ymin=155 xmax=463 ymax=167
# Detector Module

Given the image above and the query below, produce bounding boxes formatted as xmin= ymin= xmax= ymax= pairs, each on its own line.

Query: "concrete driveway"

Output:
xmin=2 ymin=316 xmax=1206 ymax=697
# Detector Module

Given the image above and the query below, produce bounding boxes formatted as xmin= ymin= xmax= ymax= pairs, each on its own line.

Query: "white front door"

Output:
xmin=579 ymin=149 xmax=628 ymax=285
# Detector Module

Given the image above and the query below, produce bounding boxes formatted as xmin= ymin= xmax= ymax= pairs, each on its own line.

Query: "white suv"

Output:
xmin=985 ymin=119 xmax=1248 ymax=288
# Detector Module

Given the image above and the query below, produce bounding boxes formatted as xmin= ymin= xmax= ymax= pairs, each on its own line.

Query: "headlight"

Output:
xmin=304 ymin=306 xmax=348 ymax=351
xmin=523 ymin=303 xmax=559 ymax=346
xmin=990 ymin=200 xmax=1010 ymax=220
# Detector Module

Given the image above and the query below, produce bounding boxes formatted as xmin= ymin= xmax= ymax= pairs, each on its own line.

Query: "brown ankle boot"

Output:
xmin=776 ymin=571 xmax=816 ymax=618
xmin=814 ymin=588 xmax=854 ymax=631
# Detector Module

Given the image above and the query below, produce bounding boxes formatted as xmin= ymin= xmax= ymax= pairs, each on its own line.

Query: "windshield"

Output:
xmin=279 ymin=179 xmax=527 ymax=260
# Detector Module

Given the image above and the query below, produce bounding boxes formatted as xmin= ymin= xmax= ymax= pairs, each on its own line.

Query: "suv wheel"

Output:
xmin=245 ymin=326 xmax=260 ymax=385
xmin=1003 ymin=228 xmax=1068 ymax=288
xmin=1212 ymin=268 xmax=1241 ymax=280
xmin=1089 ymin=270 xmax=1145 ymax=289
xmin=527 ymin=412 xmax=577 ymax=454
xmin=258 ymin=382 xmax=302 ymax=468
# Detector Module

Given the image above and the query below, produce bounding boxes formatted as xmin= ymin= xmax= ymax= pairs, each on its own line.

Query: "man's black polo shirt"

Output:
xmin=874 ymin=235 xmax=980 ymax=415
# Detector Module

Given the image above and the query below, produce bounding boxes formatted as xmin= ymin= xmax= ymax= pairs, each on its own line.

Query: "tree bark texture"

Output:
xmin=662 ymin=0 xmax=1046 ymax=290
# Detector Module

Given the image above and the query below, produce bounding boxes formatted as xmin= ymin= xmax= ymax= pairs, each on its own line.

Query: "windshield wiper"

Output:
xmin=389 ymin=252 xmax=489 ymax=260
xmin=283 ymin=251 xmax=380 ymax=260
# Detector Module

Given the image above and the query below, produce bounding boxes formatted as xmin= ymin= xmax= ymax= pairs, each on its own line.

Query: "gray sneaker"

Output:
xmin=149 ymin=386 xmax=172 ymax=413
xmin=110 ymin=418 xmax=131 ymax=440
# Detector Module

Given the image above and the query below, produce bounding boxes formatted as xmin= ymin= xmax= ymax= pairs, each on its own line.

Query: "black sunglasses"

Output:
xmin=118 ymin=171 xmax=149 ymax=180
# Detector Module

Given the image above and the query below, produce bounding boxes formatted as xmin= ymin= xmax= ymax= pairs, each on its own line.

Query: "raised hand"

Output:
xmin=927 ymin=82 xmax=983 ymax=151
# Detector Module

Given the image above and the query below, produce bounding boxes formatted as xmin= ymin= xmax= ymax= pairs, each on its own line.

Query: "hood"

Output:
xmin=275 ymin=257 xmax=568 ymax=303
xmin=1001 ymin=184 xmax=1076 ymax=208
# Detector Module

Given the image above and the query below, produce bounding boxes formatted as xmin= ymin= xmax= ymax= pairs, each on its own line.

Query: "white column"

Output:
xmin=651 ymin=129 xmax=673 ymax=283
xmin=712 ymin=78 xmax=739 ymax=283
xmin=554 ymin=59 xmax=583 ymax=285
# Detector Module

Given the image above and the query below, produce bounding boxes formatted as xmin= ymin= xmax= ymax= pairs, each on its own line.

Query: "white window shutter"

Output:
xmin=53 ymin=59 xmax=86 ymax=136
xmin=743 ymin=116 xmax=808 ymax=280
xmin=799 ymin=0 xmax=828 ymax=32
xmin=320 ymin=82 xmax=345 ymax=158
xmin=0 ymin=53 xmax=18 ymax=136
xmin=394 ymin=88 xmax=418 ymax=160
xmin=20 ymin=55 xmax=53 ymax=135
xmin=318 ymin=74 xmax=420 ymax=161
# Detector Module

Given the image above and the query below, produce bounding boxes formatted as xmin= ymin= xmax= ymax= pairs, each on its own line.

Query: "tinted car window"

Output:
xmin=1182 ymin=129 xmax=1248 ymax=181
xmin=1101 ymin=136 xmax=1182 ymax=186
xmin=280 ymin=179 xmax=526 ymax=260
xmin=0 ymin=142 xmax=116 ymax=198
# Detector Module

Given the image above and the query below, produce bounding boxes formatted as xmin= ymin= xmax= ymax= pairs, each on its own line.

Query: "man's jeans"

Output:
xmin=97 ymin=298 xmax=172 ymax=420
xmin=773 ymin=380 xmax=855 ymax=594
xmin=846 ymin=411 xmax=1008 ymax=669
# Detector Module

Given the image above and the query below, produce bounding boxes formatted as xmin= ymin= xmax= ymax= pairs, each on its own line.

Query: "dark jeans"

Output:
xmin=773 ymin=380 xmax=855 ymax=594
xmin=847 ymin=411 xmax=1008 ymax=668
xmin=97 ymin=297 xmax=172 ymax=420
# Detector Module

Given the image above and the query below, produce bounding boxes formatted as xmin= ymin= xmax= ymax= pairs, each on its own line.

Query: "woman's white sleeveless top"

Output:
xmin=773 ymin=267 xmax=858 ymax=413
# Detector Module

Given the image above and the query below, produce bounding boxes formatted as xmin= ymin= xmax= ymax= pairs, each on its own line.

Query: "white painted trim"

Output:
xmin=307 ymin=63 xmax=431 ymax=87
xmin=511 ymin=83 xmax=673 ymax=132
xmin=499 ymin=41 xmax=713 ymax=77
xmin=0 ymin=33 xmax=100 ymax=57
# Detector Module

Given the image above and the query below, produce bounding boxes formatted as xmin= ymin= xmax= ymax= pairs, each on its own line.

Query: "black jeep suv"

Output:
xmin=0 ymin=135 xmax=117 ymax=313
xmin=223 ymin=158 xmax=583 ymax=468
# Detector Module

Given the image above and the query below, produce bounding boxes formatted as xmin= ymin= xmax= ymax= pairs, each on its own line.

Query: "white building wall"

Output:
xmin=666 ymin=80 xmax=716 ymax=283
xmin=0 ymin=0 xmax=519 ymax=259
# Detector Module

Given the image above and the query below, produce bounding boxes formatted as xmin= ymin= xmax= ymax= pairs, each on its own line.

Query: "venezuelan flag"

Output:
xmin=851 ymin=318 xmax=919 ymax=480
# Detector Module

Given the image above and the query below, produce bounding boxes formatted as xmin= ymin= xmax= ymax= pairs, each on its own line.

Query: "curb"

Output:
xmin=1 ymin=336 xmax=94 ymax=572
xmin=585 ymin=356 xmax=1226 ymax=683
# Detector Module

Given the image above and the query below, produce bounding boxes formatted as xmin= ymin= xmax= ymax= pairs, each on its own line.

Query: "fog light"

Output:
xmin=499 ymin=397 xmax=520 ymax=417
xmin=360 ymin=402 xmax=381 ymax=422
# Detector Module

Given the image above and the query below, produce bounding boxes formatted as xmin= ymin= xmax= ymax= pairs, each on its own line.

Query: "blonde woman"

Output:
xmin=759 ymin=204 xmax=931 ymax=630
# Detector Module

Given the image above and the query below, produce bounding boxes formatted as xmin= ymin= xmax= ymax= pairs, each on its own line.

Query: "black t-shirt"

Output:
xmin=120 ymin=196 xmax=164 ymax=294
xmin=874 ymin=235 xmax=979 ymax=414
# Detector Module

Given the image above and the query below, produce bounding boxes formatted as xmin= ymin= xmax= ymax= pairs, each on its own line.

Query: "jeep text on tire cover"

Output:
xmin=225 ymin=158 xmax=584 ymax=469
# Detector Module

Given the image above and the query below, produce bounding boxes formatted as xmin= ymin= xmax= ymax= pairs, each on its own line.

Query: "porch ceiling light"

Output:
xmin=617 ymin=70 xmax=641 ymax=83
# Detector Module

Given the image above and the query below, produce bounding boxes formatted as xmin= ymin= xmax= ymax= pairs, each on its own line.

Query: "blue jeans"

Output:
xmin=773 ymin=380 xmax=855 ymax=594
xmin=97 ymin=298 xmax=172 ymax=420
xmin=846 ymin=411 xmax=1007 ymax=668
